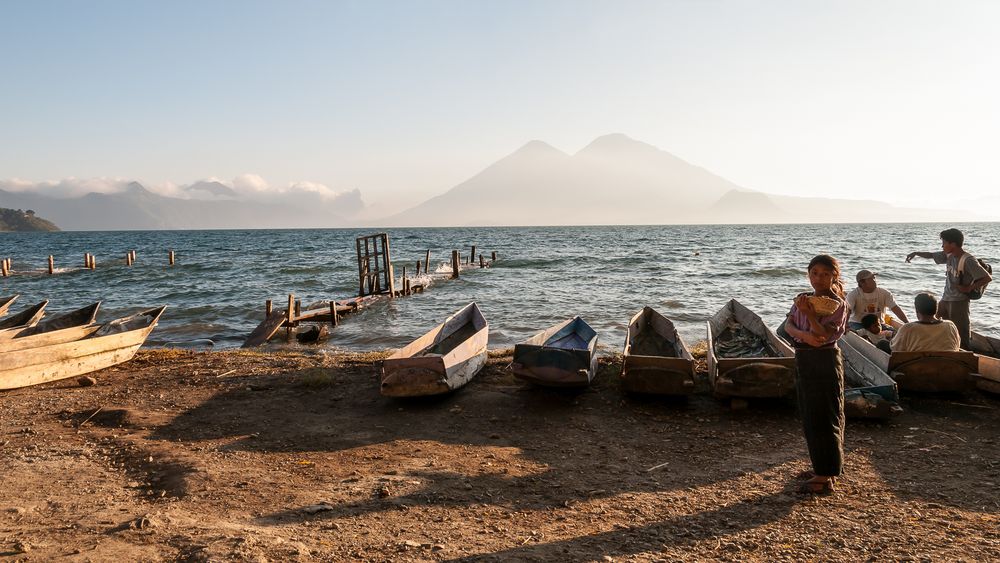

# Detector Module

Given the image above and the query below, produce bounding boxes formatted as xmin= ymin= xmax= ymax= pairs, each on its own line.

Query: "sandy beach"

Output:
xmin=2 ymin=348 xmax=1000 ymax=561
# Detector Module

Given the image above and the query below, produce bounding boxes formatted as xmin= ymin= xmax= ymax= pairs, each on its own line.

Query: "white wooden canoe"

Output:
xmin=838 ymin=333 xmax=901 ymax=419
xmin=380 ymin=302 xmax=488 ymax=397
xmin=0 ymin=306 xmax=165 ymax=391
xmin=0 ymin=302 xmax=100 ymax=343
xmin=621 ymin=306 xmax=695 ymax=395
xmin=512 ymin=316 xmax=599 ymax=387
xmin=0 ymin=300 xmax=48 ymax=330
xmin=843 ymin=329 xmax=977 ymax=393
xmin=0 ymin=295 xmax=18 ymax=318
xmin=707 ymin=299 xmax=795 ymax=398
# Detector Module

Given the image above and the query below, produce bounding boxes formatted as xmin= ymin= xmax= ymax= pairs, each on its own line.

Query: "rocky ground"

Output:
xmin=2 ymin=347 xmax=1000 ymax=561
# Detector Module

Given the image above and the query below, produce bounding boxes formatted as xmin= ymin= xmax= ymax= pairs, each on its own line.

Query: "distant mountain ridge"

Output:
xmin=0 ymin=133 xmax=967 ymax=229
xmin=0 ymin=182 xmax=363 ymax=230
xmin=383 ymin=133 xmax=953 ymax=226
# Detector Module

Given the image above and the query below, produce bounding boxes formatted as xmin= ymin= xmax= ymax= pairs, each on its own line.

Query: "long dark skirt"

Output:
xmin=795 ymin=346 xmax=845 ymax=477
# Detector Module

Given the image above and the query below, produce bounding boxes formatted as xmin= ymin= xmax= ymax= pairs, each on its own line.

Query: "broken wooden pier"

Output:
xmin=241 ymin=233 xmax=498 ymax=348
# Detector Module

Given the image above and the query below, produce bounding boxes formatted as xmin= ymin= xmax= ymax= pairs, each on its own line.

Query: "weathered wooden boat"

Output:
xmin=706 ymin=299 xmax=796 ymax=398
xmin=0 ymin=300 xmax=48 ymax=330
xmin=0 ymin=306 xmax=165 ymax=391
xmin=969 ymin=330 xmax=1000 ymax=395
xmin=512 ymin=316 xmax=599 ymax=387
xmin=844 ymin=327 xmax=977 ymax=393
xmin=0 ymin=302 xmax=100 ymax=343
xmin=620 ymin=306 xmax=695 ymax=395
xmin=0 ymin=294 xmax=18 ymax=318
xmin=380 ymin=302 xmax=488 ymax=397
xmin=838 ymin=332 xmax=901 ymax=419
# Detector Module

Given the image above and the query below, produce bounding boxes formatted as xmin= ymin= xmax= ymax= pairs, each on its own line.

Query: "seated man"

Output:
xmin=855 ymin=313 xmax=892 ymax=353
xmin=846 ymin=270 xmax=909 ymax=331
xmin=890 ymin=292 xmax=960 ymax=352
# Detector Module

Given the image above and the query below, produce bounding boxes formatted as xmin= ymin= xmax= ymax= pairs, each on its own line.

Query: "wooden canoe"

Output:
xmin=838 ymin=332 xmax=901 ymax=419
xmin=512 ymin=316 xmax=599 ymax=387
xmin=0 ymin=300 xmax=48 ymax=330
xmin=0 ymin=306 xmax=165 ymax=391
xmin=380 ymin=302 xmax=488 ymax=397
xmin=969 ymin=330 xmax=1000 ymax=395
xmin=0 ymin=295 xmax=18 ymax=318
xmin=706 ymin=299 xmax=795 ymax=398
xmin=620 ymin=306 xmax=695 ymax=395
xmin=843 ymin=329 xmax=977 ymax=393
xmin=0 ymin=302 xmax=100 ymax=343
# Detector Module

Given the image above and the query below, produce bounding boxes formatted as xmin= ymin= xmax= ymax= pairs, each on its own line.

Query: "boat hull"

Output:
xmin=707 ymin=299 xmax=796 ymax=399
xmin=512 ymin=316 xmax=599 ymax=388
xmin=0 ymin=307 xmax=164 ymax=391
xmin=379 ymin=302 xmax=489 ymax=397
xmin=621 ymin=307 xmax=695 ymax=395
xmin=839 ymin=334 xmax=901 ymax=419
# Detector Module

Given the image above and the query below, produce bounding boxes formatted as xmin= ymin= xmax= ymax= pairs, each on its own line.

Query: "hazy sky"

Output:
xmin=2 ymin=1 xmax=997 ymax=215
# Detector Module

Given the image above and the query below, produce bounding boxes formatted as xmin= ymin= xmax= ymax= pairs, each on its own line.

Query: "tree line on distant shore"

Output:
xmin=0 ymin=207 xmax=60 ymax=232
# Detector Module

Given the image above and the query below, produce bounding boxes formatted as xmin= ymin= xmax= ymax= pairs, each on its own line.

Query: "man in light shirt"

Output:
xmin=845 ymin=270 xmax=909 ymax=331
xmin=891 ymin=292 xmax=960 ymax=352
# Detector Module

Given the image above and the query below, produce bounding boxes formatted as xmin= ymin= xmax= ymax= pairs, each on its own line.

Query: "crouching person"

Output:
xmin=855 ymin=313 xmax=892 ymax=353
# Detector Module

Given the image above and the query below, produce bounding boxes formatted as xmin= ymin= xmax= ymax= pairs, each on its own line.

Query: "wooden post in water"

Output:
xmin=415 ymin=260 xmax=421 ymax=276
xmin=470 ymin=245 xmax=476 ymax=265
xmin=90 ymin=255 xmax=96 ymax=269
xmin=491 ymin=251 xmax=497 ymax=262
xmin=131 ymin=250 xmax=136 ymax=263
xmin=405 ymin=278 xmax=411 ymax=296
xmin=286 ymin=293 xmax=295 ymax=340
xmin=401 ymin=266 xmax=406 ymax=295
xmin=1 ymin=259 xmax=8 ymax=277
xmin=294 ymin=299 xmax=301 ymax=318
xmin=84 ymin=253 xmax=90 ymax=268
xmin=168 ymin=250 xmax=175 ymax=266
xmin=329 ymin=300 xmax=339 ymax=327
xmin=48 ymin=255 xmax=54 ymax=275
xmin=451 ymin=250 xmax=460 ymax=279
xmin=479 ymin=254 xmax=485 ymax=268
xmin=126 ymin=252 xmax=132 ymax=266
xmin=266 ymin=299 xmax=273 ymax=318
xmin=425 ymin=250 xmax=431 ymax=273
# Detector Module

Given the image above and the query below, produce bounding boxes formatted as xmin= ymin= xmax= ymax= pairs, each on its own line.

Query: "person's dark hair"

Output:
xmin=861 ymin=313 xmax=880 ymax=330
xmin=914 ymin=292 xmax=938 ymax=316
xmin=808 ymin=254 xmax=845 ymax=299
xmin=940 ymin=228 xmax=964 ymax=247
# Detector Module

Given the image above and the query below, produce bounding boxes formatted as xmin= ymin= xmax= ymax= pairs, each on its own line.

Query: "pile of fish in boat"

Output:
xmin=0 ymin=295 xmax=165 ymax=391
xmin=706 ymin=299 xmax=796 ymax=400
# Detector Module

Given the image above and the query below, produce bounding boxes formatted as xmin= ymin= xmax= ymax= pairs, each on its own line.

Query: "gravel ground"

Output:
xmin=2 ymin=348 xmax=999 ymax=561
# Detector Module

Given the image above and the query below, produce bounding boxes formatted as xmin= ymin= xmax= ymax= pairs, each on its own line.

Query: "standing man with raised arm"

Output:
xmin=905 ymin=228 xmax=991 ymax=350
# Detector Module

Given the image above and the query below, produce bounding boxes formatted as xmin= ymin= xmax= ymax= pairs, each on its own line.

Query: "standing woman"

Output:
xmin=782 ymin=254 xmax=849 ymax=494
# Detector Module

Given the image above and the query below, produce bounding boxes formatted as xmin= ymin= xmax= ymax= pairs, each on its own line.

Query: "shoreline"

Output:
xmin=2 ymin=349 xmax=999 ymax=560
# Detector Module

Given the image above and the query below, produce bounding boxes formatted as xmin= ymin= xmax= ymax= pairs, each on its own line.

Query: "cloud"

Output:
xmin=2 ymin=174 xmax=358 ymax=203
xmin=0 ymin=177 xmax=132 ymax=198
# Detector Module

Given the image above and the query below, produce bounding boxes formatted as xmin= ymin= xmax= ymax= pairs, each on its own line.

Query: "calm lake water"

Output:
xmin=1 ymin=223 xmax=998 ymax=352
